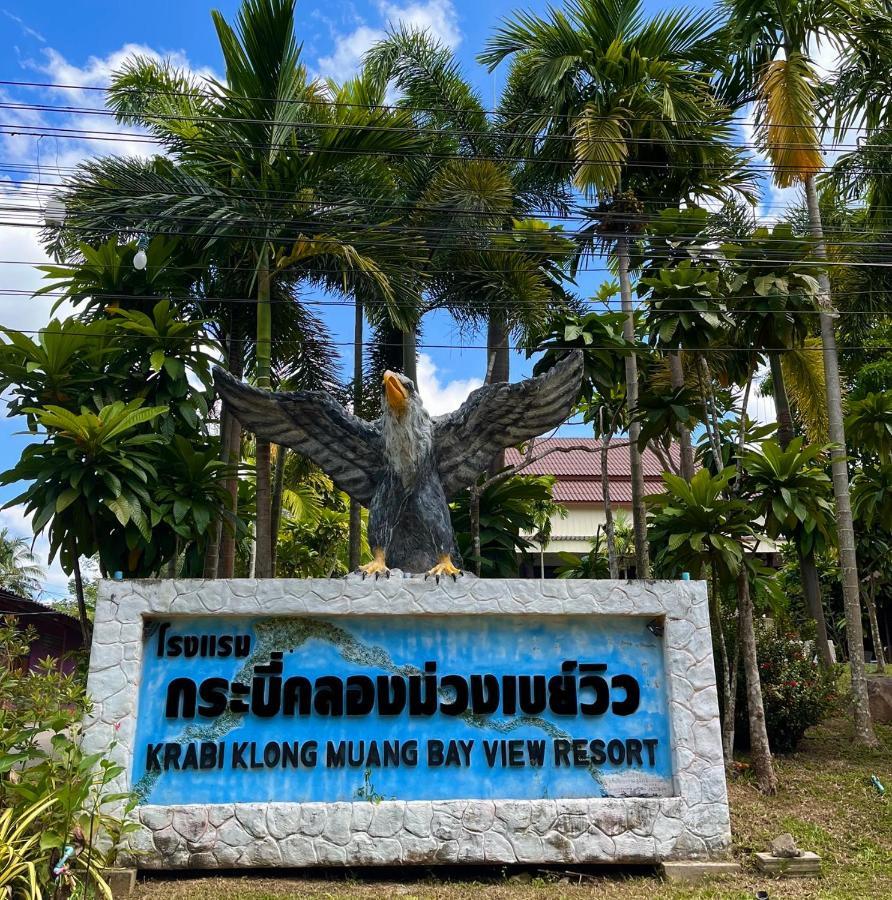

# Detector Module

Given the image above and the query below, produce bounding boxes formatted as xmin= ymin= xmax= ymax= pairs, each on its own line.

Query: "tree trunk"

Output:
xmin=865 ymin=578 xmax=886 ymax=673
xmin=723 ymin=616 xmax=741 ymax=766
xmin=70 ymin=541 xmax=91 ymax=646
xmin=270 ymin=446 xmax=287 ymax=576
xmin=470 ymin=487 xmax=482 ymax=577
xmin=600 ymin=429 xmax=619 ymax=578
xmin=617 ymin=237 xmax=650 ymax=578
xmin=770 ymin=352 xmax=834 ymax=667
xmin=203 ymin=519 xmax=221 ymax=579
xmin=799 ymin=545 xmax=834 ymax=668
xmin=219 ymin=331 xmax=244 ymax=579
xmin=402 ymin=327 xmax=417 ymax=384
xmin=166 ymin=538 xmax=178 ymax=579
xmin=768 ymin=350 xmax=795 ymax=448
xmin=349 ymin=299 xmax=364 ymax=571
xmin=254 ymin=247 xmax=273 ymax=579
xmin=669 ymin=351 xmax=695 ymax=481
xmin=487 ymin=309 xmax=511 ymax=474
xmin=698 ymin=355 xmax=724 ymax=468
xmin=709 ymin=564 xmax=733 ymax=766
xmin=255 ymin=442 xmax=272 ymax=579
xmin=736 ymin=566 xmax=778 ymax=794
xmin=486 ymin=309 xmax=510 ymax=385
xmin=806 ymin=174 xmax=877 ymax=746
xmin=202 ymin=399 xmax=225 ymax=579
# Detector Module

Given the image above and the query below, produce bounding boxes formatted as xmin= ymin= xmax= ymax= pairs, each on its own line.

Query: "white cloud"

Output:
xmin=416 ymin=352 xmax=482 ymax=415
xmin=36 ymin=44 xmax=218 ymax=99
xmin=2 ymin=9 xmax=45 ymax=43
xmin=317 ymin=25 xmax=388 ymax=81
xmin=378 ymin=0 xmax=460 ymax=46
xmin=317 ymin=0 xmax=460 ymax=80
xmin=742 ymin=365 xmax=777 ymax=427
xmin=0 ymin=181 xmax=73 ymax=331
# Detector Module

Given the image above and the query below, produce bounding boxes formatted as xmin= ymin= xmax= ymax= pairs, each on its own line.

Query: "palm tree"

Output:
xmin=740 ymin=439 xmax=836 ymax=665
xmin=725 ymin=224 xmax=835 ymax=664
xmin=56 ymin=1 xmax=425 ymax=577
xmin=720 ymin=0 xmax=877 ymax=745
xmin=480 ymin=0 xmax=751 ymax=576
xmin=648 ymin=467 xmax=777 ymax=792
xmin=366 ymin=27 xmax=576 ymax=407
xmin=0 ymin=529 xmax=44 ymax=599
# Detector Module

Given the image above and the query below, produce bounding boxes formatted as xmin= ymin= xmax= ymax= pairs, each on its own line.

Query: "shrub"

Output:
xmin=736 ymin=621 xmax=840 ymax=753
xmin=0 ymin=617 xmax=136 ymax=898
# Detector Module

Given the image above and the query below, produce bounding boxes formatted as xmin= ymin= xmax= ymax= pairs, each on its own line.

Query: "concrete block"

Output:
xmin=754 ymin=851 xmax=822 ymax=876
xmin=661 ymin=860 xmax=742 ymax=883
xmin=104 ymin=868 xmax=136 ymax=897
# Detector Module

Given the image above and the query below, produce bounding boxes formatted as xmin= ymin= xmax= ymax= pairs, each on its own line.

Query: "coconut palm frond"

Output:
xmin=780 ymin=338 xmax=829 ymax=444
xmin=0 ymin=527 xmax=45 ymax=598
xmin=107 ymin=55 xmax=214 ymax=147
xmin=757 ymin=54 xmax=824 ymax=187
xmin=571 ymin=106 xmax=629 ymax=196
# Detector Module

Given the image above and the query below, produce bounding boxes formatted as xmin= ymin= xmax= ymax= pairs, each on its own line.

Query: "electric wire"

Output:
xmin=0 ymin=326 xmax=883 ymax=354
xmin=3 ymin=123 xmax=885 ymax=175
xmin=0 ymin=78 xmax=876 ymax=134
xmin=1 ymin=285 xmax=891 ymax=316
xmin=4 ymin=182 xmax=891 ymax=241
xmin=0 ymin=98 xmax=882 ymax=153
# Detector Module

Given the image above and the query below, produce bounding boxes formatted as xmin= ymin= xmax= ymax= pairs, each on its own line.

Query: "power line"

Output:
xmin=0 ymin=77 xmax=875 ymax=134
xmin=12 ymin=232 xmax=892 ymax=270
xmin=7 ymin=161 xmax=880 ymax=212
xmin=0 ymin=326 xmax=886 ymax=353
xmin=3 ymin=123 xmax=886 ymax=175
xmin=1 ymin=286 xmax=891 ymax=315
xmin=7 ymin=203 xmax=892 ymax=251
xmin=5 ymin=182 xmax=892 ymax=240
xmin=0 ymin=97 xmax=882 ymax=153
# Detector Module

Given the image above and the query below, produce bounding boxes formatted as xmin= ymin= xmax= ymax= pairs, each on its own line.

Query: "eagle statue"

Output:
xmin=213 ymin=350 xmax=583 ymax=578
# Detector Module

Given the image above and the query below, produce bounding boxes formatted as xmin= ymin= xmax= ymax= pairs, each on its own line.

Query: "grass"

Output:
xmin=134 ymin=714 xmax=892 ymax=900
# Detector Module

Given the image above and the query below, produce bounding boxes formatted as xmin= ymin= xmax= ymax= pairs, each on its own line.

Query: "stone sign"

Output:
xmin=84 ymin=577 xmax=730 ymax=869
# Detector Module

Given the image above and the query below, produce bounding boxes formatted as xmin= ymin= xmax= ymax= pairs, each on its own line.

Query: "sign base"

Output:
xmin=84 ymin=577 xmax=731 ymax=869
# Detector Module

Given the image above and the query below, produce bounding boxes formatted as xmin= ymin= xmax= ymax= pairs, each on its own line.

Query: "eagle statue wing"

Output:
xmin=214 ymin=367 xmax=384 ymax=506
xmin=433 ymin=350 xmax=584 ymax=497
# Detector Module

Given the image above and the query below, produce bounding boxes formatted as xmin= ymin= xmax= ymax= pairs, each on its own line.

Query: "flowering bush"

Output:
xmin=737 ymin=621 xmax=840 ymax=753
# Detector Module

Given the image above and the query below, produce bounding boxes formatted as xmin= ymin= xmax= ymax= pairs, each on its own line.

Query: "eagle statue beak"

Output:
xmin=383 ymin=370 xmax=409 ymax=414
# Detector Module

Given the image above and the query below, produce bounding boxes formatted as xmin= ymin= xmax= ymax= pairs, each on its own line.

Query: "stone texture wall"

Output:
xmin=84 ymin=577 xmax=730 ymax=868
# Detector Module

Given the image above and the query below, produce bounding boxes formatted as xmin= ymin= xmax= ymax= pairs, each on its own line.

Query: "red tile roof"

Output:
xmin=505 ymin=438 xmax=678 ymax=504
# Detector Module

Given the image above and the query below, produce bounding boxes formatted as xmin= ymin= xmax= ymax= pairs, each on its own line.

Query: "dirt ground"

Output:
xmin=133 ymin=715 xmax=892 ymax=900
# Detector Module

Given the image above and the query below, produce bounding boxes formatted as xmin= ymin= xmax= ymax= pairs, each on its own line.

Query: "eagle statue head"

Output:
xmin=381 ymin=370 xmax=432 ymax=486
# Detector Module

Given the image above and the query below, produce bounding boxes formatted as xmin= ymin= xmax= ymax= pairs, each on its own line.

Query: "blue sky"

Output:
xmin=0 ymin=0 xmax=785 ymax=596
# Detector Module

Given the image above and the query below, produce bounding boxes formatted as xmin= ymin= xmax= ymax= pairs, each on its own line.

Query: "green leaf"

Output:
xmin=55 ymin=488 xmax=80 ymax=513
xmin=40 ymin=831 xmax=65 ymax=850
xmin=173 ymin=498 xmax=189 ymax=523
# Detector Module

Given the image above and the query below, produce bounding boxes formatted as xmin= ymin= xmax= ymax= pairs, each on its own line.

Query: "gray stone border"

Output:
xmin=84 ymin=578 xmax=730 ymax=868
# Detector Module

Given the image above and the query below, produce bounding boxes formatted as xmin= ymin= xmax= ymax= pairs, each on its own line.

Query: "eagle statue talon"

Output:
xmin=426 ymin=555 xmax=462 ymax=581
xmin=214 ymin=352 xmax=582 ymax=576
xmin=358 ymin=548 xmax=390 ymax=580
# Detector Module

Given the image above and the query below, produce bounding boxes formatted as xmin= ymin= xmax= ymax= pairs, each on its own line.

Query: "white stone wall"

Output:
xmin=84 ymin=577 xmax=731 ymax=868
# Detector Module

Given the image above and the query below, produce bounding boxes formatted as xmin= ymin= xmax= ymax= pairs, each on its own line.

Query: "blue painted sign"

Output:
xmin=132 ymin=615 xmax=672 ymax=805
